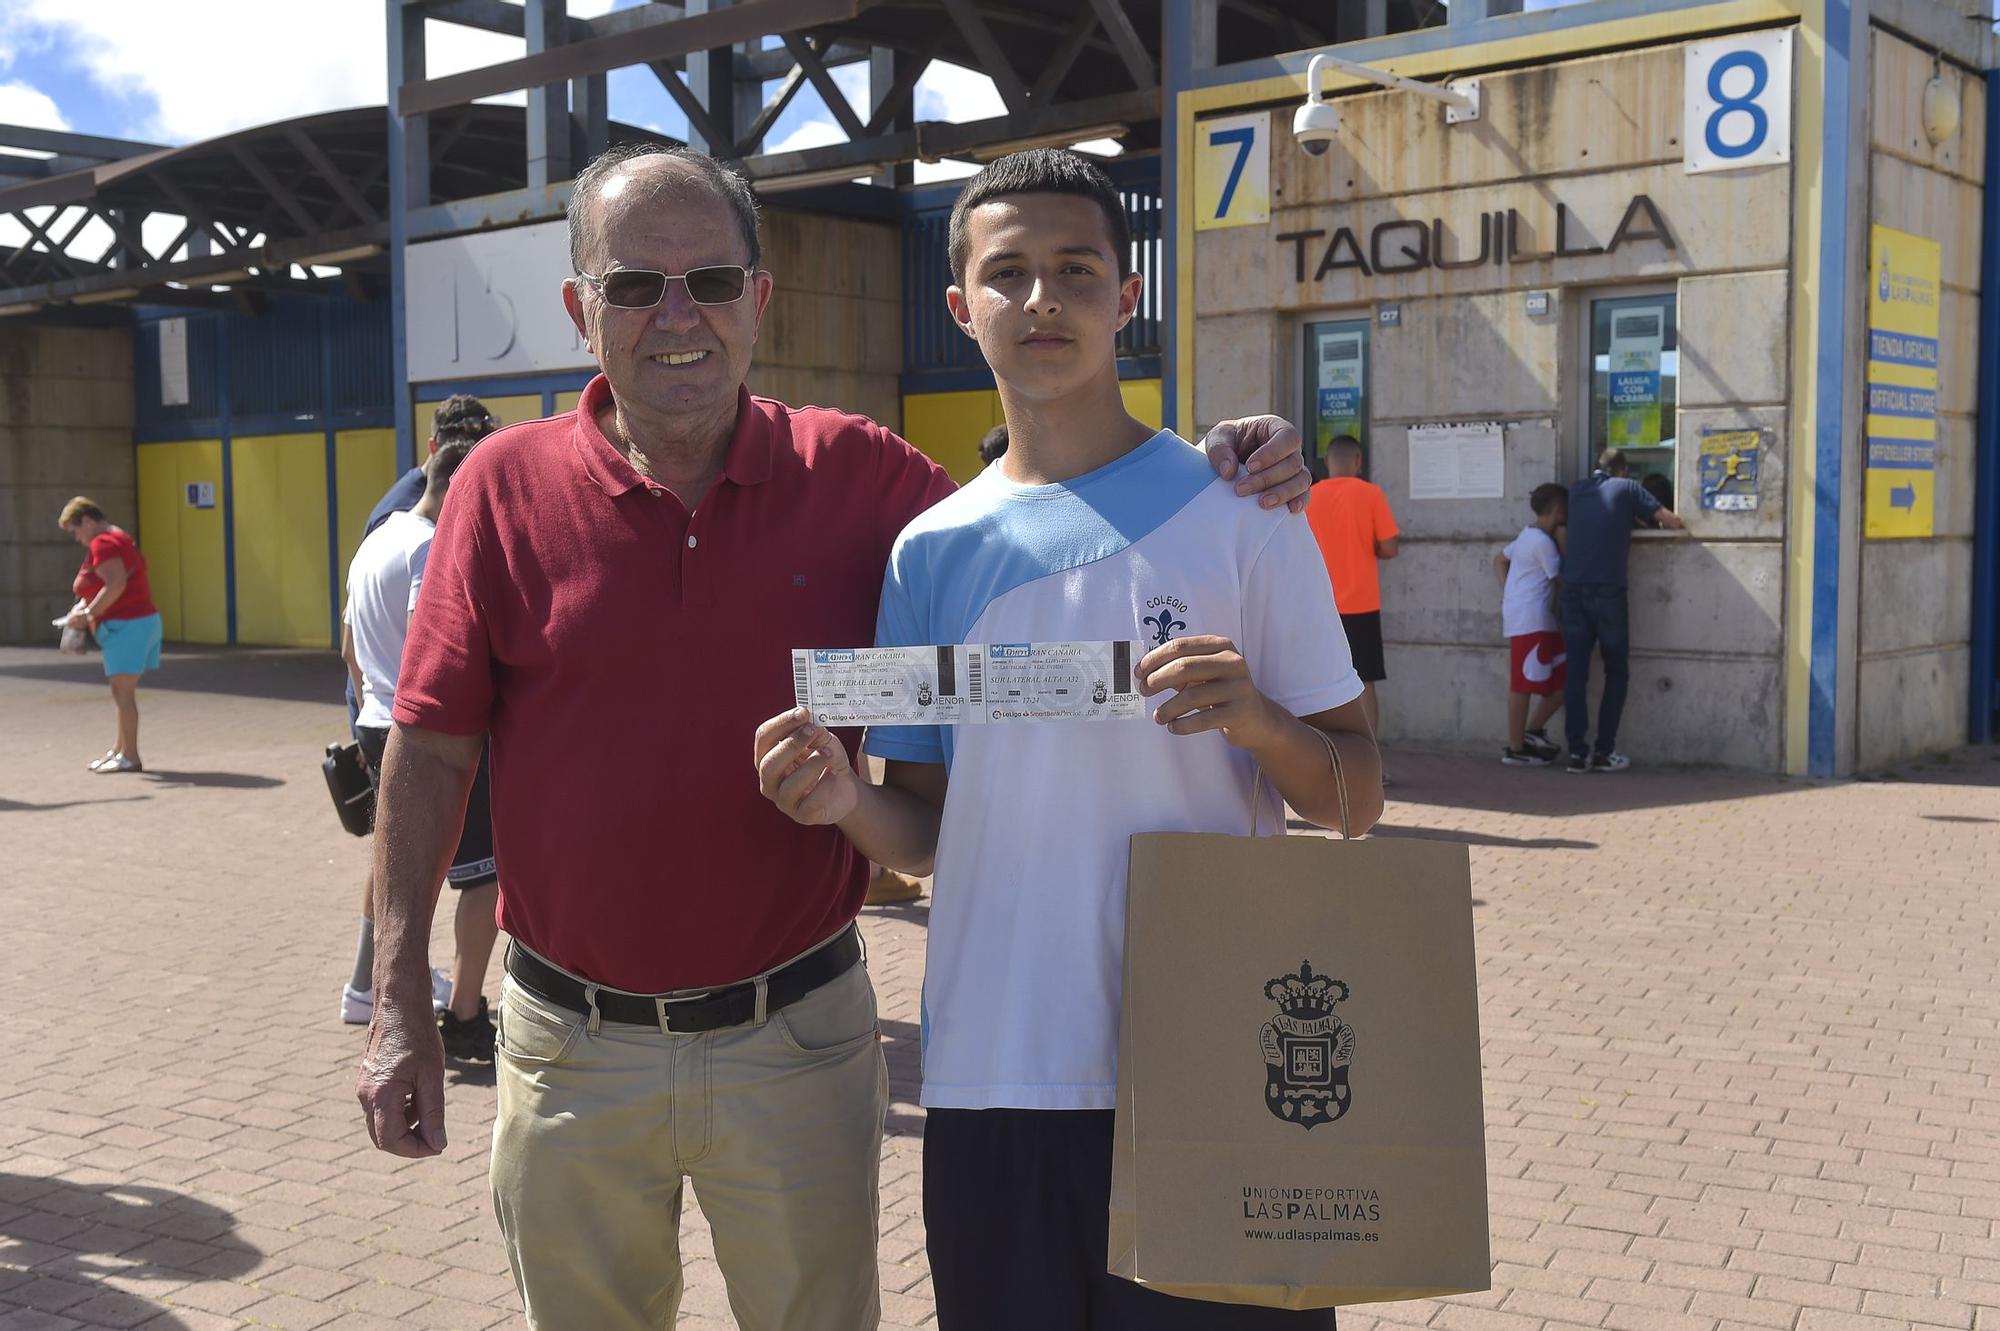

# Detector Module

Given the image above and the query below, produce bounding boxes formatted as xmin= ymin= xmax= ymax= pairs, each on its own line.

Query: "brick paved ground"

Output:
xmin=1 ymin=644 xmax=1995 ymax=1331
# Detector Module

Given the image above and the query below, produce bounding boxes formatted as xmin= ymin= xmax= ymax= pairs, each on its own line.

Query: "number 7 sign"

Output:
xmin=1195 ymin=111 xmax=1271 ymax=231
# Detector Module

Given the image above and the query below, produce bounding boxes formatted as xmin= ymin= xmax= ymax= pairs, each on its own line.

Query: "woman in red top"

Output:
xmin=60 ymin=496 xmax=162 ymax=773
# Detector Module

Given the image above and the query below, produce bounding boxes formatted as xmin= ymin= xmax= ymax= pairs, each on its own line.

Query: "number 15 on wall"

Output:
xmin=1194 ymin=111 xmax=1271 ymax=231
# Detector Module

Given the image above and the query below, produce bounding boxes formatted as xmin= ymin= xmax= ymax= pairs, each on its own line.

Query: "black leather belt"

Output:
xmin=505 ymin=924 xmax=861 ymax=1033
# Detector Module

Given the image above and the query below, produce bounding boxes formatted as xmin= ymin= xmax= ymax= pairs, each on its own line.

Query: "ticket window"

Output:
xmin=1584 ymin=293 xmax=1679 ymax=507
xmin=1303 ymin=319 xmax=1370 ymax=473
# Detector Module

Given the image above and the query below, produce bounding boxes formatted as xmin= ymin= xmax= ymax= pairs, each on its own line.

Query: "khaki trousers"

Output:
xmin=490 ymin=950 xmax=889 ymax=1331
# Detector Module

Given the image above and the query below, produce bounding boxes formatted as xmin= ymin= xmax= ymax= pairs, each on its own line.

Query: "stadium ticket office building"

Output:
xmin=1175 ymin=0 xmax=1998 ymax=775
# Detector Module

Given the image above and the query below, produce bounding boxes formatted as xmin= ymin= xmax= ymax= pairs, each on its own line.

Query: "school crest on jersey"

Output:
xmin=1142 ymin=594 xmax=1190 ymax=647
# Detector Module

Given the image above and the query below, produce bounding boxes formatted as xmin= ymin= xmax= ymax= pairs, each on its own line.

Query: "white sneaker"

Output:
xmin=343 ymin=969 xmax=448 ymax=1023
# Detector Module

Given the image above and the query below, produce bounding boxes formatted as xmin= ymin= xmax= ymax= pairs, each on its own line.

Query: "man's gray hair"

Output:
xmin=566 ymin=143 xmax=763 ymax=274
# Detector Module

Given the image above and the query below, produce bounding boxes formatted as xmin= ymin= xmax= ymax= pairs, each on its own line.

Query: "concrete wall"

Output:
xmin=0 ymin=323 xmax=135 ymax=645
xmin=1855 ymin=30 xmax=1985 ymax=769
xmin=749 ymin=208 xmax=902 ymax=432
xmin=1193 ymin=39 xmax=1791 ymax=766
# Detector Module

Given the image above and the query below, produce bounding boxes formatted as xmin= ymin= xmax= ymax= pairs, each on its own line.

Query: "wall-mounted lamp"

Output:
xmin=1922 ymin=59 xmax=1960 ymax=147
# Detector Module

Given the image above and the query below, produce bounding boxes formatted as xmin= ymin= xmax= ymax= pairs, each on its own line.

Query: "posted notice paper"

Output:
xmin=1407 ymin=422 xmax=1504 ymax=500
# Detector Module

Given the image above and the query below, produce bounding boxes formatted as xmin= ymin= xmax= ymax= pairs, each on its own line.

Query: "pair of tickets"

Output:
xmin=791 ymin=641 xmax=1143 ymax=726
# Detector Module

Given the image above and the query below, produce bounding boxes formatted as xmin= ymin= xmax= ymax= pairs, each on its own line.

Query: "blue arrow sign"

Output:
xmin=1890 ymin=483 xmax=1916 ymax=510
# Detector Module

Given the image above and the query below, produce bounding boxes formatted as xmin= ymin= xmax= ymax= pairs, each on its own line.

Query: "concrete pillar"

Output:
xmin=386 ymin=0 xmax=427 ymax=473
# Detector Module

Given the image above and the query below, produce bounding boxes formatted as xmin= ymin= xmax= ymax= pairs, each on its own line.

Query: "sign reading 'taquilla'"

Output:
xmin=1274 ymin=195 xmax=1676 ymax=282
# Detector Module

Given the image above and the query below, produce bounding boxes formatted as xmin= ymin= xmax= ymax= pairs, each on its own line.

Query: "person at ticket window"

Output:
xmin=753 ymin=149 xmax=1384 ymax=1331
xmin=1560 ymin=448 xmax=1684 ymax=773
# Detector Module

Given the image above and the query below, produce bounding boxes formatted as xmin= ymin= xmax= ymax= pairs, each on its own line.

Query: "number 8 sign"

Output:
xmin=1686 ymin=29 xmax=1792 ymax=174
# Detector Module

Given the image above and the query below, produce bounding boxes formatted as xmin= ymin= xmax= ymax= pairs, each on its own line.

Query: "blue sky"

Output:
xmin=0 ymin=2 xmax=1062 ymax=266
xmin=0 ymin=0 xmax=997 ymax=165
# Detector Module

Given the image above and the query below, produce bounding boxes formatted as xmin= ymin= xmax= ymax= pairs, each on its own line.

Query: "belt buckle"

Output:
xmin=654 ymin=990 xmax=709 ymax=1034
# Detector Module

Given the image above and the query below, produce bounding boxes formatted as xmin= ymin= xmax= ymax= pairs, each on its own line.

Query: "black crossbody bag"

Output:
xmin=322 ymin=741 xmax=375 ymax=836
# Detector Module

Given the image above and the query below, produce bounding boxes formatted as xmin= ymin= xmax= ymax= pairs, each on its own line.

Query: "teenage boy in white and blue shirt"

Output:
xmin=754 ymin=150 xmax=1384 ymax=1331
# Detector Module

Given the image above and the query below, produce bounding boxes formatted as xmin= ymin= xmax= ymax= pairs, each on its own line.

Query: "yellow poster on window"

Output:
xmin=1863 ymin=226 xmax=1939 ymax=539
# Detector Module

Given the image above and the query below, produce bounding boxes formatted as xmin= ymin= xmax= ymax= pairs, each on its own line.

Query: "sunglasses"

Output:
xmin=579 ymin=265 xmax=754 ymax=309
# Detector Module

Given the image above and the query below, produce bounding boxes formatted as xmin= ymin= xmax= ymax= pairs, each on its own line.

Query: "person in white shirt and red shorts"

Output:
xmin=1493 ymin=482 xmax=1569 ymax=765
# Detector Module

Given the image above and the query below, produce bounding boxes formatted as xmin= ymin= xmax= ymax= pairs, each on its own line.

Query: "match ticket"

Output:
xmin=791 ymin=646 xmax=980 ymax=726
xmin=792 ymin=641 xmax=1142 ymax=726
xmin=980 ymin=641 xmax=1143 ymax=723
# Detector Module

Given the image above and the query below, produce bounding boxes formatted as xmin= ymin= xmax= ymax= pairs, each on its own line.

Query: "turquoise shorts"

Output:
xmin=98 ymin=613 xmax=163 ymax=677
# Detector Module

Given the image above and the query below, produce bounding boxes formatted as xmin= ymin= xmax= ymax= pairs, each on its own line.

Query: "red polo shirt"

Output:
xmin=393 ymin=376 xmax=955 ymax=990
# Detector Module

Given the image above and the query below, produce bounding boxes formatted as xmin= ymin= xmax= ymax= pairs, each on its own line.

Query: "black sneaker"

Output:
xmin=1589 ymin=752 xmax=1631 ymax=773
xmin=1522 ymin=730 xmax=1560 ymax=760
xmin=1565 ymin=753 xmax=1591 ymax=773
xmin=1501 ymin=747 xmax=1549 ymax=766
xmin=440 ymin=996 xmax=497 ymax=1061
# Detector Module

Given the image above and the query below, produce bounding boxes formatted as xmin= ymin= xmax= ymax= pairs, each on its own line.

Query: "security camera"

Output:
xmin=1293 ymin=99 xmax=1340 ymax=157
xmin=1294 ymin=53 xmax=1340 ymax=157
xmin=1292 ymin=50 xmax=1481 ymax=160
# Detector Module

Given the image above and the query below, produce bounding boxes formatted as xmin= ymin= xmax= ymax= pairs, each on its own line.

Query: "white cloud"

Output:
xmin=0 ymin=2 xmax=382 ymax=142
xmin=0 ymin=79 xmax=69 ymax=132
xmin=904 ymin=63 xmax=1124 ymax=183
xmin=0 ymin=206 xmax=206 ymax=268
xmin=916 ymin=62 xmax=1005 ymax=123
xmin=0 ymin=84 xmax=63 ymax=246
xmin=66 ymin=212 xmax=115 ymax=262
xmin=141 ymin=212 xmax=190 ymax=261
xmin=907 ymin=64 xmax=1000 ymax=183
xmin=913 ymin=158 xmax=979 ymax=184
xmin=767 ymin=118 xmax=849 ymax=155
xmin=0 ymin=0 xmax=628 ymax=144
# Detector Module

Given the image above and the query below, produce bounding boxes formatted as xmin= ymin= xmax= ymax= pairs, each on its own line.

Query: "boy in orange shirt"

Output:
xmin=1305 ymin=434 xmax=1399 ymax=736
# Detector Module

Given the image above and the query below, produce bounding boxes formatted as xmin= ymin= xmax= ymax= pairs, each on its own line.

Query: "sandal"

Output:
xmin=86 ymin=749 xmax=119 ymax=771
xmin=94 ymin=754 xmax=143 ymax=774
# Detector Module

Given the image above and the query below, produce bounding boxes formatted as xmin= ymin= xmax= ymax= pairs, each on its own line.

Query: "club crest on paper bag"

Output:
xmin=1261 ymin=960 xmax=1354 ymax=1129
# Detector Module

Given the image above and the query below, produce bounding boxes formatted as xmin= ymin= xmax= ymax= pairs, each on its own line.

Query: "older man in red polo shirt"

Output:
xmin=357 ymin=143 xmax=1309 ymax=1331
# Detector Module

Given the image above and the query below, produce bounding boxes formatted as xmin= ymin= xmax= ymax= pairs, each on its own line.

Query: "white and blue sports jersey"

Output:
xmin=867 ymin=431 xmax=1363 ymax=1110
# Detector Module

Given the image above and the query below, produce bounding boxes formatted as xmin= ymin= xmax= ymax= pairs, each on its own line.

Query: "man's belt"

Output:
xmin=505 ymin=924 xmax=861 ymax=1033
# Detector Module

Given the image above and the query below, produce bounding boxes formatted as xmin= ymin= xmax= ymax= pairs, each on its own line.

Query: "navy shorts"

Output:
xmin=925 ymin=1108 xmax=1338 ymax=1331
xmin=353 ymin=726 xmax=496 ymax=889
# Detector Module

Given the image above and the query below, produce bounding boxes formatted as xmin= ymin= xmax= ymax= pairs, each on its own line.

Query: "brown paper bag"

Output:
xmin=1108 ymin=815 xmax=1489 ymax=1309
